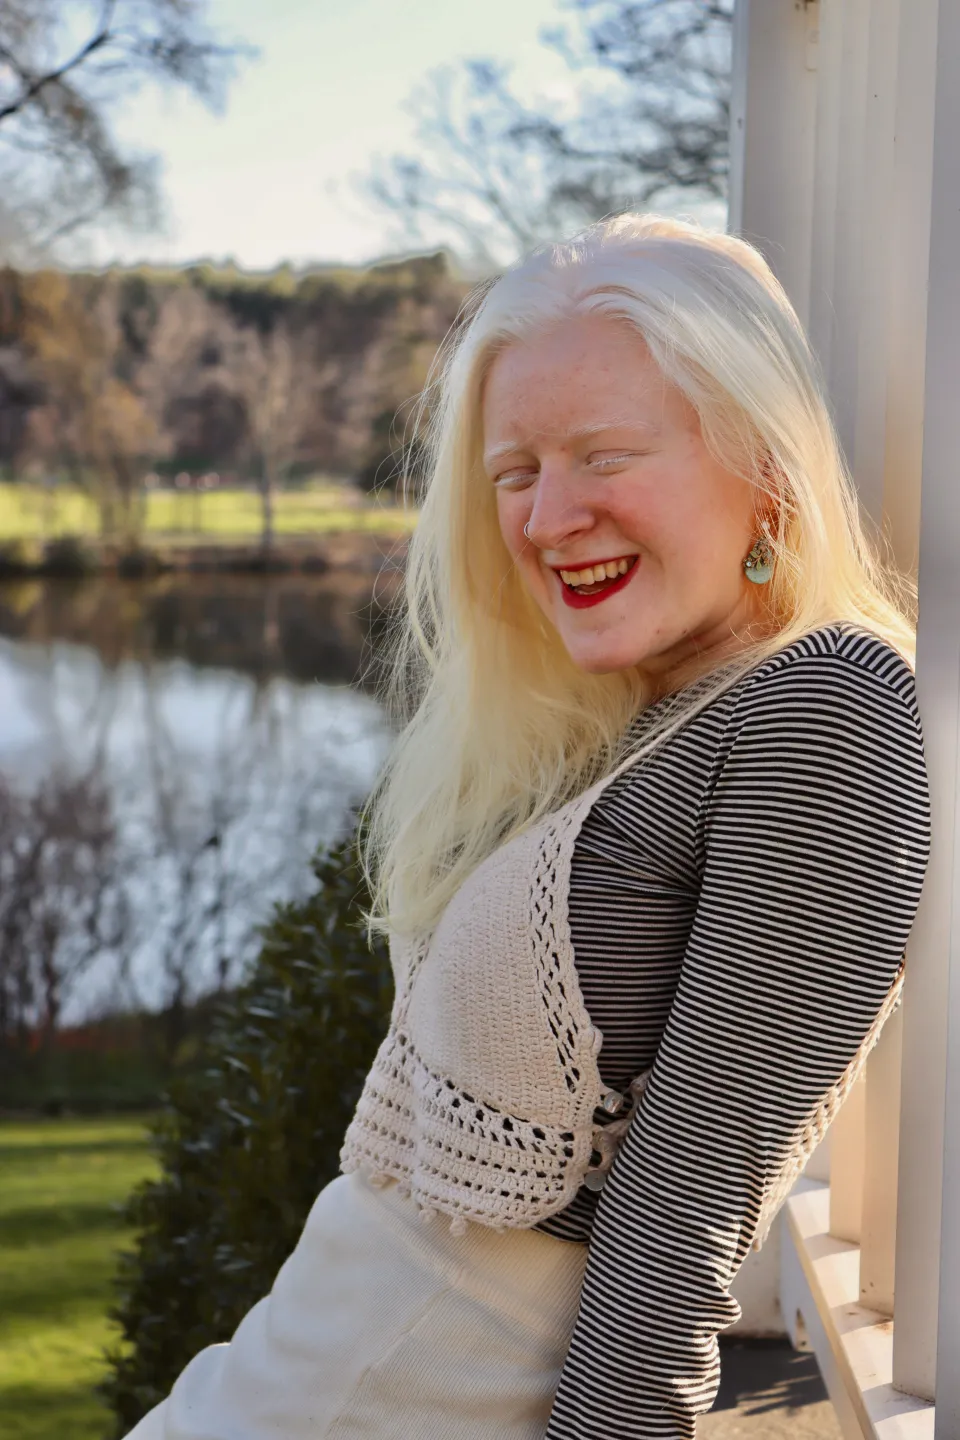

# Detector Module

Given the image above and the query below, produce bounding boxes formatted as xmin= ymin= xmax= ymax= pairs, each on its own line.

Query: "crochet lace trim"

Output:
xmin=340 ymin=791 xmax=632 ymax=1233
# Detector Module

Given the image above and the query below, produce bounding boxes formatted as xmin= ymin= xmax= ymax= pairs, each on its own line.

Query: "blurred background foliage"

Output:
xmin=0 ymin=254 xmax=466 ymax=551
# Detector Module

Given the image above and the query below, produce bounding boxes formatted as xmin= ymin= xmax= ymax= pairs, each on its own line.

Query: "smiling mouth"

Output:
xmin=552 ymin=555 xmax=641 ymax=607
xmin=556 ymin=555 xmax=639 ymax=596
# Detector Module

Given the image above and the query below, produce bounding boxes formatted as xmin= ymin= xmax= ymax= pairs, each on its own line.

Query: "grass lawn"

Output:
xmin=0 ymin=1115 xmax=159 ymax=1440
xmin=0 ymin=479 xmax=418 ymax=546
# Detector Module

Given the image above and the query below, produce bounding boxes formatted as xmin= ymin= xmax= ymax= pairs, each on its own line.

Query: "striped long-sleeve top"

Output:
xmin=540 ymin=621 xmax=932 ymax=1439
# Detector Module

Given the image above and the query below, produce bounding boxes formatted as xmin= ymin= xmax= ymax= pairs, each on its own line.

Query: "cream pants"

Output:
xmin=123 ymin=1169 xmax=589 ymax=1439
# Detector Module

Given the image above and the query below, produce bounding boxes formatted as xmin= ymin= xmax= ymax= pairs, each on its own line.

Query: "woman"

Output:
xmin=125 ymin=214 xmax=932 ymax=1439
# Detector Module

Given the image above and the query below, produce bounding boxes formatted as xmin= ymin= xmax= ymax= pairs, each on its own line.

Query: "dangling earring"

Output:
xmin=743 ymin=535 xmax=774 ymax=584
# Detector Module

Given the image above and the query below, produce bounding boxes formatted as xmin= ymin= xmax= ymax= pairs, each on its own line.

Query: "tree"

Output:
xmin=361 ymin=0 xmax=733 ymax=270
xmin=0 ymin=1 xmax=252 ymax=261
xmin=20 ymin=269 xmax=160 ymax=542
xmin=231 ymin=320 xmax=317 ymax=557
xmin=0 ymin=767 xmax=127 ymax=1056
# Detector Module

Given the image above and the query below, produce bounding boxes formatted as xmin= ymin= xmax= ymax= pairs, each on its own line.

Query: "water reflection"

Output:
xmin=0 ymin=570 xmax=399 ymax=687
xmin=0 ymin=576 xmax=397 ymax=1023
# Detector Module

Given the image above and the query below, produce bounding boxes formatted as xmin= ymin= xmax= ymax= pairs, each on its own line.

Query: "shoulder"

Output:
xmin=701 ymin=622 xmax=931 ymax=865
xmin=704 ymin=622 xmax=931 ymax=834
xmin=730 ymin=620 xmax=923 ymax=735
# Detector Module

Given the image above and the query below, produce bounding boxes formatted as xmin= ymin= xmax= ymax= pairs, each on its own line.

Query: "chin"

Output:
xmin=564 ymin=643 xmax=647 ymax=676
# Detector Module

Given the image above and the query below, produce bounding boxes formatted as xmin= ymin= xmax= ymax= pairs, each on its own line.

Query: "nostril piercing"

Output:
xmin=523 ymin=522 xmax=532 ymax=540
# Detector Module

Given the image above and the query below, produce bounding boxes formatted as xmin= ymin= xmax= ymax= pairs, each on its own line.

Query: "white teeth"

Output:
xmin=558 ymin=557 xmax=635 ymax=587
xmin=558 ymin=558 xmax=633 ymax=587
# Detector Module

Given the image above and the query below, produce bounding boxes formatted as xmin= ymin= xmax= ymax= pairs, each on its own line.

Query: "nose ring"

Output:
xmin=523 ymin=522 xmax=532 ymax=540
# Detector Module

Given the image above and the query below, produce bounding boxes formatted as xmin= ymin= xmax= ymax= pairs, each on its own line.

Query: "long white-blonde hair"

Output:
xmin=357 ymin=213 xmax=915 ymax=943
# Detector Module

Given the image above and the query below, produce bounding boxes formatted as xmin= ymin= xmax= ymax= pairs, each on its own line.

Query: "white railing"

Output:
xmin=729 ymin=1 xmax=960 ymax=1435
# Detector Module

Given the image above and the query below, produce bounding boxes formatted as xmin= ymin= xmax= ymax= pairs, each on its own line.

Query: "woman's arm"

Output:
xmin=546 ymin=642 xmax=932 ymax=1439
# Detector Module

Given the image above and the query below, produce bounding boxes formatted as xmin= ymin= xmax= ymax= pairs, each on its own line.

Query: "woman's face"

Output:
xmin=481 ymin=312 xmax=767 ymax=684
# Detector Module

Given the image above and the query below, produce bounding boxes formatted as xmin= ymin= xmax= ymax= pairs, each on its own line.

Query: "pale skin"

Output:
xmin=481 ymin=312 xmax=773 ymax=691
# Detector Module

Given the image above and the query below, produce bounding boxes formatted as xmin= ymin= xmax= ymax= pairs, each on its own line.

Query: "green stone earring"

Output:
xmin=743 ymin=536 xmax=774 ymax=584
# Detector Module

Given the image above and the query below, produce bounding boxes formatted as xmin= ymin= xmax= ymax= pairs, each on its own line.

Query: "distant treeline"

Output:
xmin=0 ymin=254 xmax=469 ymax=543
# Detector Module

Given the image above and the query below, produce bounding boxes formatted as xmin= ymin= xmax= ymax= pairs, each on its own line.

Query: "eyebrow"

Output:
xmin=483 ymin=419 xmax=659 ymax=466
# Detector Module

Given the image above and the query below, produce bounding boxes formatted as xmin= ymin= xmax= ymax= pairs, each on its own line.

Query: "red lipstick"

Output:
xmin=557 ymin=557 xmax=639 ymax=609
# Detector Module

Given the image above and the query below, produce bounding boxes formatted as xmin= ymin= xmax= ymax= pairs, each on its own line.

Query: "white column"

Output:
xmin=728 ymin=0 xmax=819 ymax=327
xmin=829 ymin=1077 xmax=865 ymax=1243
xmin=915 ymin=0 xmax=960 ymax=1427
xmin=809 ymin=4 xmax=913 ymax=1325
xmin=849 ymin=0 xmax=902 ymax=528
xmin=729 ymin=2 xmax=960 ymax=1411
xmin=805 ymin=0 xmax=842 ymax=387
xmin=859 ymin=1012 xmax=901 ymax=1316
xmin=813 ymin=0 xmax=869 ymax=493
xmin=805 ymin=0 xmax=909 ymax=1315
xmin=875 ymin=0 xmax=934 ymax=584
xmin=890 ymin=0 xmax=952 ymax=1410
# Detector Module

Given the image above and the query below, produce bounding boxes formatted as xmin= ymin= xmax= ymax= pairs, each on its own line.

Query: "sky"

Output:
xmin=92 ymin=0 xmax=590 ymax=272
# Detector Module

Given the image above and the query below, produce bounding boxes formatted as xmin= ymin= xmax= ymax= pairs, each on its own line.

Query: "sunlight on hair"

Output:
xmin=357 ymin=213 xmax=917 ymax=942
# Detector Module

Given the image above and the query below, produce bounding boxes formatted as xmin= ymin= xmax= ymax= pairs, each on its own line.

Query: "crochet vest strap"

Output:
xmin=339 ymin=758 xmax=645 ymax=1234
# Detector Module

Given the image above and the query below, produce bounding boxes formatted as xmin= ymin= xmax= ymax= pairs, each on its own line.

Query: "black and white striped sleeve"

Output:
xmin=545 ymin=645 xmax=932 ymax=1439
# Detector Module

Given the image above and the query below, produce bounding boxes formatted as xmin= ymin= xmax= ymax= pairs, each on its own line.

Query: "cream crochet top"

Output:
xmin=339 ymin=728 xmax=903 ymax=1241
xmin=340 ymin=752 xmax=652 ymax=1235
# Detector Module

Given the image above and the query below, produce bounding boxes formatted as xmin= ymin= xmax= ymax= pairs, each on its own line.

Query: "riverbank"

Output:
xmin=0 ymin=527 xmax=410 ymax=580
xmin=0 ymin=480 xmax=415 ymax=577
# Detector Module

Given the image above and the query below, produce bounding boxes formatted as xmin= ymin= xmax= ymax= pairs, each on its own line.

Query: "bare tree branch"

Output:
xmin=0 ymin=0 xmax=255 ymax=260
xmin=359 ymin=0 xmax=733 ymax=269
xmin=0 ymin=0 xmax=117 ymax=123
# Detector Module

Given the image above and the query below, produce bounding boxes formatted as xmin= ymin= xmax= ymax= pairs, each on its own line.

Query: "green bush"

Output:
xmin=101 ymin=822 xmax=392 ymax=1436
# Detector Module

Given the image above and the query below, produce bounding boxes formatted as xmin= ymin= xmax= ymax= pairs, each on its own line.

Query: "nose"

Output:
xmin=522 ymin=461 xmax=596 ymax=549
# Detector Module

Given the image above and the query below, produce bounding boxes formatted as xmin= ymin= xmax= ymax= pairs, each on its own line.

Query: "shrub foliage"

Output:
xmin=102 ymin=823 xmax=392 ymax=1435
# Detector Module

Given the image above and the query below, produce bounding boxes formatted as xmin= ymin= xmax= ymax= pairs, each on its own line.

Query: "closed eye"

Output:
xmin=492 ymin=451 xmax=647 ymax=488
xmin=588 ymin=452 xmax=644 ymax=469
xmin=493 ymin=468 xmax=537 ymax=489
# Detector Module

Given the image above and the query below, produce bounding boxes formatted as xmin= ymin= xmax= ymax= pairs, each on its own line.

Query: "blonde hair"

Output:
xmin=357 ymin=213 xmax=916 ymax=942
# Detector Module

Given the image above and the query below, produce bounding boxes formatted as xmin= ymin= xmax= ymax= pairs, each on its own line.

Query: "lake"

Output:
xmin=0 ymin=573 xmax=399 ymax=1024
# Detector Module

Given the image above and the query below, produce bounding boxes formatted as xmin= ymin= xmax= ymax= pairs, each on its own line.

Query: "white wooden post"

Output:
xmin=805 ymin=0 xmax=841 ymax=386
xmin=859 ymin=1013 xmax=900 ymax=1316
xmin=828 ymin=1077 xmax=865 ymax=1243
xmin=907 ymin=0 xmax=960 ymax=1425
xmin=849 ymin=0 xmax=902 ymax=529
xmin=889 ymin=0 xmax=953 ymax=1409
xmin=728 ymin=0 xmax=819 ymax=327
xmin=810 ymin=0 xmax=869 ymax=490
xmin=877 ymin=0 xmax=936 ymax=582
xmin=726 ymin=9 xmax=826 ymax=1345
xmin=730 ymin=2 xmax=960 ymax=1421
